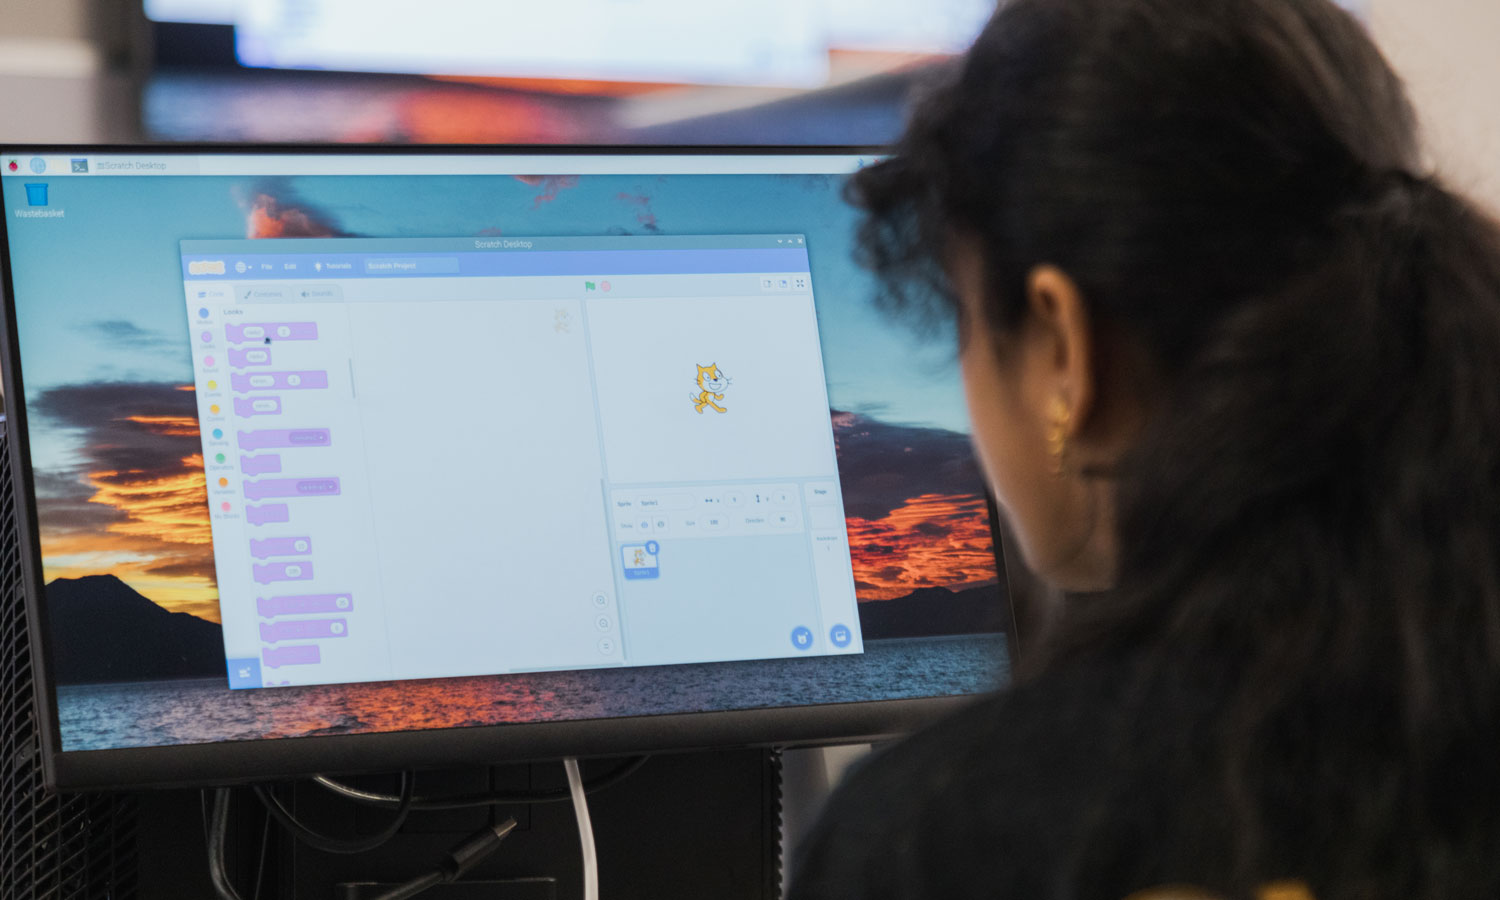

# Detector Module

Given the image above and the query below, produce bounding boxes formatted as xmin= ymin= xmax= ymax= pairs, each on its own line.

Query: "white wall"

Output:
xmin=0 ymin=0 xmax=95 ymax=71
xmin=0 ymin=0 xmax=125 ymax=141
xmin=1371 ymin=0 xmax=1500 ymax=215
xmin=0 ymin=0 xmax=87 ymax=40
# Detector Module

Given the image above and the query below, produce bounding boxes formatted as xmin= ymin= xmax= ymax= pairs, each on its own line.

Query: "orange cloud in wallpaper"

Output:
xmin=239 ymin=184 xmax=350 ymax=239
xmin=846 ymin=493 xmax=995 ymax=600
xmin=830 ymin=410 xmax=998 ymax=601
xmin=513 ymin=174 xmax=581 ymax=207
xmin=31 ymin=382 xmax=220 ymax=621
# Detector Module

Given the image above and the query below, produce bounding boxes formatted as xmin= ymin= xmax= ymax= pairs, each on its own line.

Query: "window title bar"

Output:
xmin=182 ymin=235 xmax=808 ymax=255
xmin=181 ymin=235 xmax=812 ymax=281
xmin=5 ymin=153 xmax=878 ymax=178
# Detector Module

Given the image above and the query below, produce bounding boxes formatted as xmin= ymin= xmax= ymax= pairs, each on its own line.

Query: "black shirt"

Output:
xmin=788 ymin=657 xmax=1236 ymax=900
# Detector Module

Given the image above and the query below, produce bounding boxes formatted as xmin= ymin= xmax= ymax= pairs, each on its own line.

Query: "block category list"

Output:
xmin=190 ymin=294 xmax=377 ymax=687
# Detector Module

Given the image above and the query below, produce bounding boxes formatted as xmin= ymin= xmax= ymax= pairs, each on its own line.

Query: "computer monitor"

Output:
xmin=0 ymin=146 xmax=1013 ymax=791
xmin=144 ymin=0 xmax=994 ymax=78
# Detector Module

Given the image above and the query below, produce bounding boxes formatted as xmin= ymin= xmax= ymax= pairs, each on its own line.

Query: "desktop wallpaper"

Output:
xmin=3 ymin=168 xmax=1007 ymax=752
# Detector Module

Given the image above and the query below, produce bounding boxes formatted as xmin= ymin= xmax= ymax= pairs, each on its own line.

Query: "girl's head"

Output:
xmin=851 ymin=0 xmax=1444 ymax=590
xmin=853 ymin=2 xmax=1500 ymax=892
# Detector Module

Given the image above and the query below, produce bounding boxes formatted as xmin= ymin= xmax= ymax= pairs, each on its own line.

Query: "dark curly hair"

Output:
xmin=849 ymin=0 xmax=1500 ymax=897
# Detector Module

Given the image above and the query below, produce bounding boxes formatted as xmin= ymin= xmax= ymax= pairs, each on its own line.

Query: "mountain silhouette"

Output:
xmin=44 ymin=575 xmax=225 ymax=685
xmin=857 ymin=584 xmax=1007 ymax=640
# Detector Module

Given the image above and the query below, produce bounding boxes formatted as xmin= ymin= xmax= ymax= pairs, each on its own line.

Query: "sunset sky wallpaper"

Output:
xmin=3 ymin=167 xmax=1006 ymax=751
xmin=8 ymin=170 xmax=995 ymax=623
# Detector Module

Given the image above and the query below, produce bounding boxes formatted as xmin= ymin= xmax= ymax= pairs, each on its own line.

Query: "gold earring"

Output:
xmin=1046 ymin=396 xmax=1070 ymax=476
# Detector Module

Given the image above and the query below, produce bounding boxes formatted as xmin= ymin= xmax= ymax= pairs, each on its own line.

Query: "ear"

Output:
xmin=1024 ymin=265 xmax=1095 ymax=438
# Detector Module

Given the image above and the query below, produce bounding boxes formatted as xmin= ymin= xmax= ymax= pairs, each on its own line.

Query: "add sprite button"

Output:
xmin=226 ymin=657 xmax=262 ymax=689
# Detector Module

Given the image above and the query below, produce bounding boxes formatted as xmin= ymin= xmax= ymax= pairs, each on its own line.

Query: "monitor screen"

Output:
xmin=144 ymin=0 xmax=995 ymax=79
xmin=234 ymin=0 xmax=831 ymax=86
xmin=0 ymin=147 xmax=1011 ymax=789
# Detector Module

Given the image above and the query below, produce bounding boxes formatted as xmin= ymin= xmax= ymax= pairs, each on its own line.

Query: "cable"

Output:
xmin=234 ymin=758 xmax=636 ymax=893
xmin=367 ymin=818 xmax=518 ymax=900
xmin=251 ymin=799 xmax=271 ymax=900
xmin=312 ymin=756 xmax=650 ymax=811
xmin=253 ymin=771 xmax=414 ymax=854
xmin=565 ymin=758 xmax=599 ymax=900
xmin=209 ymin=788 xmax=247 ymax=900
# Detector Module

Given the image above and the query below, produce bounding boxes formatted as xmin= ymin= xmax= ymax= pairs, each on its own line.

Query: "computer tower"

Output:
xmin=0 ymin=427 xmax=140 ymax=900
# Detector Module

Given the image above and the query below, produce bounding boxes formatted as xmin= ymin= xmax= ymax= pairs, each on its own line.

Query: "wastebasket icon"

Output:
xmin=23 ymin=183 xmax=47 ymax=206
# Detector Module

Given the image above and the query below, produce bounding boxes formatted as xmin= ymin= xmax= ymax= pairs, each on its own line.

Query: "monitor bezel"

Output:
xmin=0 ymin=142 xmax=1020 ymax=792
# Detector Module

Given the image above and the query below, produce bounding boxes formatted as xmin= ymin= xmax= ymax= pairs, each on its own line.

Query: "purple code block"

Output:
xmin=237 ymin=428 xmax=331 ymax=450
xmin=257 ymin=593 xmax=353 ymax=618
xmin=231 ymin=371 xmax=329 ymax=393
xmin=252 ymin=561 xmax=314 ymax=584
xmin=228 ymin=347 xmax=272 ymax=367
xmin=245 ymin=503 xmax=290 ymax=526
xmin=240 ymin=454 xmax=282 ymax=476
xmin=259 ymin=618 xmax=347 ymax=643
xmin=243 ymin=477 xmax=341 ymax=501
xmin=233 ymin=396 xmax=282 ymax=417
xmin=262 ymin=644 xmax=320 ymax=668
xmin=249 ymin=536 xmax=311 ymax=559
xmin=226 ymin=322 xmax=318 ymax=344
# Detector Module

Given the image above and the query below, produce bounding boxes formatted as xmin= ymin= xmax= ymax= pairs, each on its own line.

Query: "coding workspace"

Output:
xmin=180 ymin=236 xmax=863 ymax=689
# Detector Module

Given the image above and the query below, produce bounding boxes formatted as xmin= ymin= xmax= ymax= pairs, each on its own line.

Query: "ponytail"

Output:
xmin=1084 ymin=173 xmax=1500 ymax=898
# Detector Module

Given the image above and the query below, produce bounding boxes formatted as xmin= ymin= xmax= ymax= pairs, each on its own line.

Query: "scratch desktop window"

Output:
xmin=180 ymin=236 xmax=862 ymax=689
